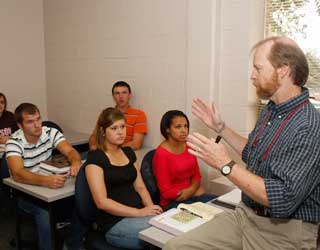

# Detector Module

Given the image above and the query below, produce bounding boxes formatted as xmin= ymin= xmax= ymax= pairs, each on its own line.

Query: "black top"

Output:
xmin=84 ymin=147 xmax=143 ymax=232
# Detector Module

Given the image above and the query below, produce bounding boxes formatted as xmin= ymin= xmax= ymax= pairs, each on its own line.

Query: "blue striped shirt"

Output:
xmin=242 ymin=88 xmax=320 ymax=223
xmin=5 ymin=126 xmax=65 ymax=173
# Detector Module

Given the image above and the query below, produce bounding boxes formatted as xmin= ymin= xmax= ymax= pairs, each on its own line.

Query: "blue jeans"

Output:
xmin=18 ymin=198 xmax=51 ymax=250
xmin=105 ymin=216 xmax=153 ymax=249
xmin=165 ymin=193 xmax=217 ymax=210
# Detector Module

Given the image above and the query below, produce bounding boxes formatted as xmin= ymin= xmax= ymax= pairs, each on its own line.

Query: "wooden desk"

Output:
xmin=139 ymin=202 xmax=235 ymax=248
xmin=3 ymin=177 xmax=76 ymax=250
xmin=3 ymin=177 xmax=75 ymax=202
xmin=3 ymin=146 xmax=151 ymax=202
xmin=62 ymin=130 xmax=90 ymax=155
xmin=63 ymin=130 xmax=90 ymax=146
xmin=139 ymin=226 xmax=174 ymax=248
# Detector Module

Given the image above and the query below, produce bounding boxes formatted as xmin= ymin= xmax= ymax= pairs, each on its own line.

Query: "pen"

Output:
xmin=180 ymin=208 xmax=203 ymax=219
xmin=215 ymin=136 xmax=222 ymax=143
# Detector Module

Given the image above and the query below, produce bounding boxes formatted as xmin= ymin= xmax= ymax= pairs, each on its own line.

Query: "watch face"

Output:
xmin=222 ymin=165 xmax=231 ymax=175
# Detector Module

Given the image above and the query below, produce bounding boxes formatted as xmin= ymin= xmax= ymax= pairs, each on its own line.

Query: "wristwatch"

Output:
xmin=220 ymin=160 xmax=236 ymax=176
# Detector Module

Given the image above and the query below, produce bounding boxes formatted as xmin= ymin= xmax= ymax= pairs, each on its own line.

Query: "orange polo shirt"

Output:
xmin=123 ymin=107 xmax=147 ymax=142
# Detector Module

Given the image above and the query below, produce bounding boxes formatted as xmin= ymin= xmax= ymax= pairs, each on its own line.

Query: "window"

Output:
xmin=265 ymin=0 xmax=320 ymax=109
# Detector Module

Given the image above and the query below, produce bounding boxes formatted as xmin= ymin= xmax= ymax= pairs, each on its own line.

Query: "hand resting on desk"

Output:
xmin=46 ymin=174 xmax=68 ymax=189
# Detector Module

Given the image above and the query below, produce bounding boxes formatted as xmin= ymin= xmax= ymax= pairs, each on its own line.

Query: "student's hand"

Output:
xmin=138 ymin=205 xmax=163 ymax=216
xmin=69 ymin=163 xmax=81 ymax=177
xmin=0 ymin=135 xmax=9 ymax=144
xmin=176 ymin=188 xmax=194 ymax=202
xmin=192 ymin=98 xmax=225 ymax=134
xmin=46 ymin=174 xmax=67 ymax=189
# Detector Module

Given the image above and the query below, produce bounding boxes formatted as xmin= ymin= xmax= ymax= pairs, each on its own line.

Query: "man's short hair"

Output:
xmin=15 ymin=103 xmax=40 ymax=124
xmin=252 ymin=36 xmax=309 ymax=87
xmin=112 ymin=81 xmax=131 ymax=94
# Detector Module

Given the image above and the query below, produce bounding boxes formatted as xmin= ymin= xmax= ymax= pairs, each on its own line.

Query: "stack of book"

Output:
xmin=39 ymin=154 xmax=70 ymax=175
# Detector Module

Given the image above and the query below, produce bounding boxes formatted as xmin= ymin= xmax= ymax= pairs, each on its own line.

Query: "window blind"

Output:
xmin=263 ymin=0 xmax=320 ymax=112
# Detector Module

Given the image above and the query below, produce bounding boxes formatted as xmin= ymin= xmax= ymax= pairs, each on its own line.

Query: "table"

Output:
xmin=3 ymin=177 xmax=75 ymax=203
xmin=62 ymin=130 xmax=90 ymax=155
xmin=63 ymin=130 xmax=90 ymax=146
xmin=4 ymin=177 xmax=76 ymax=250
xmin=140 ymin=226 xmax=175 ymax=248
xmin=139 ymin=202 xmax=235 ymax=248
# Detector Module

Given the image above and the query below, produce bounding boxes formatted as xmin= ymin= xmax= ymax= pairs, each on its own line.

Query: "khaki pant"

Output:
xmin=164 ymin=202 xmax=319 ymax=250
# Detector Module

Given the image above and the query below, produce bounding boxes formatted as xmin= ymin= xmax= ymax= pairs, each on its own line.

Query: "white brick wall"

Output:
xmin=43 ymin=0 xmax=265 ymax=189
xmin=0 ymin=0 xmax=47 ymax=117
xmin=1 ymin=0 xmax=265 ymax=190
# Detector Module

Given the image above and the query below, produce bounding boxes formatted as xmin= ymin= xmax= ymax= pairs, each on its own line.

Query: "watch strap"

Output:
xmin=221 ymin=160 xmax=236 ymax=176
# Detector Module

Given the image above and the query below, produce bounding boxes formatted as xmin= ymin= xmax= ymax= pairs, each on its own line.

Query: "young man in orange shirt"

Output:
xmin=89 ymin=81 xmax=147 ymax=150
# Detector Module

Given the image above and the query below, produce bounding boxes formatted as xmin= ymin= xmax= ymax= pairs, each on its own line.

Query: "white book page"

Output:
xmin=217 ymin=188 xmax=241 ymax=206
xmin=177 ymin=202 xmax=223 ymax=221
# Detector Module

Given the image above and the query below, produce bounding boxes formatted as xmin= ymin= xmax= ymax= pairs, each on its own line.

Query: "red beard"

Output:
xmin=256 ymin=71 xmax=280 ymax=100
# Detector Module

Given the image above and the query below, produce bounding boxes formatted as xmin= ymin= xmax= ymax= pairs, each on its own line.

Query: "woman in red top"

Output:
xmin=153 ymin=110 xmax=215 ymax=208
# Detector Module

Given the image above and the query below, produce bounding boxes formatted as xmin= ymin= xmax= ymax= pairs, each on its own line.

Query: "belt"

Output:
xmin=251 ymin=207 xmax=271 ymax=218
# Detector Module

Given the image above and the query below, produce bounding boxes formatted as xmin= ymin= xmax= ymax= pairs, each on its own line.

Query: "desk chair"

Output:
xmin=75 ymin=154 xmax=159 ymax=250
xmin=75 ymin=165 xmax=124 ymax=250
xmin=42 ymin=120 xmax=63 ymax=133
xmin=140 ymin=150 xmax=160 ymax=204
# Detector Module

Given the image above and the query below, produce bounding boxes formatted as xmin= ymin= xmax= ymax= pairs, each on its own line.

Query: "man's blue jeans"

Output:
xmin=105 ymin=216 xmax=153 ymax=249
xmin=18 ymin=198 xmax=51 ymax=250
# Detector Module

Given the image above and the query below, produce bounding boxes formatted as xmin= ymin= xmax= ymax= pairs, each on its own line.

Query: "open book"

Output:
xmin=149 ymin=202 xmax=224 ymax=236
xmin=211 ymin=188 xmax=241 ymax=209
xmin=39 ymin=155 xmax=70 ymax=175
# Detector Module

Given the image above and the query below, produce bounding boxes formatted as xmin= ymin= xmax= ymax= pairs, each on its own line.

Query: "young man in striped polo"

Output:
xmin=89 ymin=81 xmax=148 ymax=150
xmin=5 ymin=103 xmax=82 ymax=250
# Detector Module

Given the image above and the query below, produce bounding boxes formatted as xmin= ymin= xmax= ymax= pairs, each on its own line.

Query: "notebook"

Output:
xmin=39 ymin=155 xmax=70 ymax=175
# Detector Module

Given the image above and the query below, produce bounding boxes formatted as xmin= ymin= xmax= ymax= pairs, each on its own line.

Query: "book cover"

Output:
xmin=149 ymin=202 xmax=223 ymax=236
xmin=40 ymin=155 xmax=70 ymax=174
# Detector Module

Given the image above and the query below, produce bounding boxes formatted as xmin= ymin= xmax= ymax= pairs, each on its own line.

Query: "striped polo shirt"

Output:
xmin=123 ymin=107 xmax=147 ymax=142
xmin=242 ymin=88 xmax=320 ymax=224
xmin=5 ymin=126 xmax=65 ymax=173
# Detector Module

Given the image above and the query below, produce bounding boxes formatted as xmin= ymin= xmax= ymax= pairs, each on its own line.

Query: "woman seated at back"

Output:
xmin=0 ymin=92 xmax=18 ymax=170
xmin=85 ymin=107 xmax=162 ymax=249
xmin=153 ymin=110 xmax=216 ymax=209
